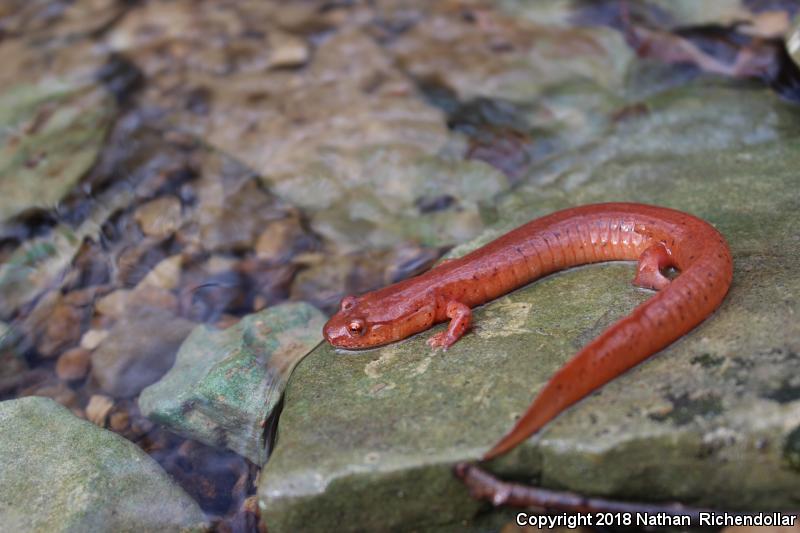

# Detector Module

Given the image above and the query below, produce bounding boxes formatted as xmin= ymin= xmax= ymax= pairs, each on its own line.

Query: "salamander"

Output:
xmin=323 ymin=203 xmax=733 ymax=460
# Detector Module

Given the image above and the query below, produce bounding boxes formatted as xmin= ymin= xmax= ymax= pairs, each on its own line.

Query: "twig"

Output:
xmin=454 ymin=462 xmax=796 ymax=525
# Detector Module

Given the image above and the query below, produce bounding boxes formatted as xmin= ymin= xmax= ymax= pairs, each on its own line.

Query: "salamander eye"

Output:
xmin=348 ymin=319 xmax=365 ymax=336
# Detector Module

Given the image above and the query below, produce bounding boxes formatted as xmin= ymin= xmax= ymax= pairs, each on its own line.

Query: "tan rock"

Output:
xmin=139 ymin=254 xmax=183 ymax=290
xmin=95 ymin=286 xmax=178 ymax=320
xmin=56 ymin=347 xmax=91 ymax=381
xmin=94 ymin=290 xmax=131 ymax=318
xmin=205 ymin=255 xmax=239 ymax=274
xmin=80 ymin=329 xmax=109 ymax=351
xmin=255 ymin=218 xmax=299 ymax=261
xmin=109 ymin=411 xmax=130 ymax=432
xmin=273 ymin=3 xmax=324 ymax=32
xmin=86 ymin=394 xmax=114 ymax=427
xmin=241 ymin=495 xmax=260 ymax=522
xmin=268 ymin=32 xmax=310 ymax=69
xmin=133 ymin=196 xmax=183 ymax=238
xmin=26 ymin=292 xmax=85 ymax=358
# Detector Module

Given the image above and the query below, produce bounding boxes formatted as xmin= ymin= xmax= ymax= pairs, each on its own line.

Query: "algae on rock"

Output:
xmin=139 ymin=302 xmax=326 ymax=464
xmin=0 ymin=397 xmax=208 ymax=533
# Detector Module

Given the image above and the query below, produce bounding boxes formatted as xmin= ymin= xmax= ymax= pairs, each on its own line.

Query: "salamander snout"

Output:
xmin=323 ymin=316 xmax=366 ymax=346
xmin=323 ymin=296 xmax=374 ymax=349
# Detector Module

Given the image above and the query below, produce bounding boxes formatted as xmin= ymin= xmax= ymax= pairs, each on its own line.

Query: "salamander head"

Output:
xmin=323 ymin=294 xmax=434 ymax=350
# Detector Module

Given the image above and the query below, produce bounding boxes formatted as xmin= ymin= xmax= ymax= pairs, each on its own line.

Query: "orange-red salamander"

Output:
xmin=323 ymin=203 xmax=733 ymax=460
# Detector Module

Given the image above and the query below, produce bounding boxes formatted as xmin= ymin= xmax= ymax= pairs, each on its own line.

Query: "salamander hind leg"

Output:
xmin=633 ymin=242 xmax=674 ymax=290
xmin=427 ymin=301 xmax=472 ymax=350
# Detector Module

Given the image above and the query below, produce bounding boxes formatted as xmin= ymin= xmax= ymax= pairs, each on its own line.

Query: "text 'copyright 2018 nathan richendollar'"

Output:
xmin=515 ymin=511 xmax=798 ymax=529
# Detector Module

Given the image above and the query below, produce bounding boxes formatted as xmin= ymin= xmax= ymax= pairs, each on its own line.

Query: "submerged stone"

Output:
xmin=0 ymin=322 xmax=26 ymax=395
xmin=293 ymin=149 xmax=507 ymax=253
xmin=259 ymin=86 xmax=800 ymax=532
xmin=91 ymin=310 xmax=196 ymax=399
xmin=0 ymin=397 xmax=208 ymax=532
xmin=0 ymin=80 xmax=116 ymax=220
xmin=139 ymin=302 xmax=326 ymax=464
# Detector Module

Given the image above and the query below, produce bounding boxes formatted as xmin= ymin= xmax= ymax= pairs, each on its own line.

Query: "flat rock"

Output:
xmin=390 ymin=2 xmax=633 ymax=102
xmin=91 ymin=310 xmax=196 ymax=398
xmin=139 ymin=302 xmax=326 ymax=464
xmin=0 ymin=78 xmax=116 ymax=220
xmin=287 ymin=149 xmax=507 ymax=253
xmin=258 ymin=85 xmax=800 ymax=531
xmin=0 ymin=397 xmax=208 ymax=532
xmin=267 ymin=32 xmax=310 ymax=69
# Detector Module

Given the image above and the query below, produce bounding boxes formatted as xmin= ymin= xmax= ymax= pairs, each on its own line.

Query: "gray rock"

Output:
xmin=139 ymin=303 xmax=326 ymax=464
xmin=0 ymin=322 xmax=26 ymax=395
xmin=91 ymin=310 xmax=196 ymax=398
xmin=258 ymin=84 xmax=800 ymax=531
xmin=0 ymin=397 xmax=208 ymax=532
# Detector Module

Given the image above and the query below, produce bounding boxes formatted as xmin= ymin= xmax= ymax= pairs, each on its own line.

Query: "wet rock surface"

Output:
xmin=0 ymin=397 xmax=208 ymax=532
xmin=259 ymin=85 xmax=800 ymax=531
xmin=139 ymin=302 xmax=326 ymax=464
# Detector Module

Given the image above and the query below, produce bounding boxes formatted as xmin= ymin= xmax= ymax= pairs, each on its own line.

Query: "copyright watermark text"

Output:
xmin=515 ymin=511 xmax=798 ymax=529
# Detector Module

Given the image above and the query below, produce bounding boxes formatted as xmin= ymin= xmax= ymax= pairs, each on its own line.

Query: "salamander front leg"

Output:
xmin=633 ymin=242 xmax=674 ymax=290
xmin=427 ymin=301 xmax=472 ymax=350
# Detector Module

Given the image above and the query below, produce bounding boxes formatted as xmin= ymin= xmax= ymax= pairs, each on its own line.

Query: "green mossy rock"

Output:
xmin=139 ymin=303 xmax=326 ymax=464
xmin=0 ymin=397 xmax=208 ymax=533
xmin=259 ymin=85 xmax=800 ymax=532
